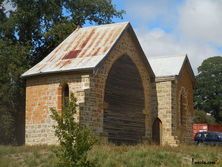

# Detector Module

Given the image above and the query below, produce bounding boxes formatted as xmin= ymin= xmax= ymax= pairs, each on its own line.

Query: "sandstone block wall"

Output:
xmin=25 ymin=73 xmax=90 ymax=145
xmin=152 ymin=63 xmax=194 ymax=146
xmin=153 ymin=80 xmax=179 ymax=146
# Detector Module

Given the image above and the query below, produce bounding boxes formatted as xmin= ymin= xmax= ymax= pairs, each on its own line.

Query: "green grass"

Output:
xmin=0 ymin=145 xmax=58 ymax=167
xmin=0 ymin=144 xmax=222 ymax=167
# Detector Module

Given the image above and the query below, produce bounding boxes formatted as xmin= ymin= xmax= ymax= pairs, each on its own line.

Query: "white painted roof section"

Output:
xmin=148 ymin=55 xmax=186 ymax=77
xmin=22 ymin=22 xmax=129 ymax=77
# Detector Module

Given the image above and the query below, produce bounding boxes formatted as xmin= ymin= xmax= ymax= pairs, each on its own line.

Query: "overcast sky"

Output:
xmin=113 ymin=0 xmax=222 ymax=74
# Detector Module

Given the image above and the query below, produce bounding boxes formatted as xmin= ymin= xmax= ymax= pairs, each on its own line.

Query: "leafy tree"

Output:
xmin=0 ymin=109 xmax=15 ymax=144
xmin=195 ymin=56 xmax=222 ymax=123
xmin=51 ymin=93 xmax=97 ymax=167
xmin=0 ymin=0 xmax=124 ymax=144
xmin=0 ymin=39 xmax=29 ymax=144
xmin=193 ymin=110 xmax=216 ymax=124
xmin=2 ymin=0 xmax=124 ymax=65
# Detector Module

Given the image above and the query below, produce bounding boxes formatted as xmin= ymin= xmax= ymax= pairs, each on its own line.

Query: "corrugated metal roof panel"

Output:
xmin=22 ymin=22 xmax=129 ymax=77
xmin=148 ymin=55 xmax=186 ymax=77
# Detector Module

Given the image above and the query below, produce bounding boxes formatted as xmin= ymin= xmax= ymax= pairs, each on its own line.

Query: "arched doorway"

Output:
xmin=103 ymin=55 xmax=145 ymax=144
xmin=152 ymin=118 xmax=162 ymax=145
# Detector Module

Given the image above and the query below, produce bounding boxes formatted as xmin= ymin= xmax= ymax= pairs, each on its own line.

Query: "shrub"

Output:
xmin=50 ymin=93 xmax=96 ymax=167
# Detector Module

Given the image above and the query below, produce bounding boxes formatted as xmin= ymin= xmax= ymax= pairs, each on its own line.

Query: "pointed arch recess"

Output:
xmin=103 ymin=55 xmax=145 ymax=144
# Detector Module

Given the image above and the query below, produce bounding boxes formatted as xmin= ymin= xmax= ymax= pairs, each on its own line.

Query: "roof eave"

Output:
xmin=21 ymin=67 xmax=94 ymax=79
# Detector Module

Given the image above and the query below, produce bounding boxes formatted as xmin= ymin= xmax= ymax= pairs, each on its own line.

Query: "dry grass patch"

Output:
xmin=0 ymin=144 xmax=222 ymax=167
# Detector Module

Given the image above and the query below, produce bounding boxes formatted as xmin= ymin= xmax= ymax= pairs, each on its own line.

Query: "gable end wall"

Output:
xmin=176 ymin=63 xmax=194 ymax=143
xmin=87 ymin=29 xmax=153 ymax=142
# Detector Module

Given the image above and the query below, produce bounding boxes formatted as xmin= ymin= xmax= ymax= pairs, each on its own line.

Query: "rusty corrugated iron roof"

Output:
xmin=22 ymin=22 xmax=129 ymax=77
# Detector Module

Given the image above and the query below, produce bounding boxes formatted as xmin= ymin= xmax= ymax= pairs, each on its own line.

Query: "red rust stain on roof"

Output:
xmin=63 ymin=50 xmax=81 ymax=59
xmin=22 ymin=23 xmax=129 ymax=77
xmin=79 ymin=29 xmax=96 ymax=49
xmin=63 ymin=26 xmax=124 ymax=59
xmin=65 ymin=29 xmax=82 ymax=51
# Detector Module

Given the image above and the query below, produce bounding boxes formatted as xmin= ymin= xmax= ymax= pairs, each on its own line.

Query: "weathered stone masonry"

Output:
xmin=25 ymin=24 xmax=154 ymax=145
xmin=150 ymin=61 xmax=195 ymax=146
xmin=23 ymin=22 xmax=195 ymax=146
xmin=25 ymin=73 xmax=91 ymax=144
xmin=152 ymin=80 xmax=177 ymax=145
xmin=176 ymin=63 xmax=194 ymax=143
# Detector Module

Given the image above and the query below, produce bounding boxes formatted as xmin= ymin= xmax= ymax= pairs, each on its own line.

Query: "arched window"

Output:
xmin=178 ymin=87 xmax=189 ymax=143
xmin=57 ymin=83 xmax=69 ymax=112
xmin=179 ymin=88 xmax=187 ymax=126
xmin=62 ymin=83 xmax=69 ymax=108
xmin=180 ymin=95 xmax=184 ymax=125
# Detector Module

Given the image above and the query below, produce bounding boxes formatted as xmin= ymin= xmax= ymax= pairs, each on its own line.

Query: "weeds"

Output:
xmin=0 ymin=144 xmax=222 ymax=167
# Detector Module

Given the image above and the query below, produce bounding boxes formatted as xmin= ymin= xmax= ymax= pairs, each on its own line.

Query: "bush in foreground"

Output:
xmin=50 ymin=93 xmax=96 ymax=167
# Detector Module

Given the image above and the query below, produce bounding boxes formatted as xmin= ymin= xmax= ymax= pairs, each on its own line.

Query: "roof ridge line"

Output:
xmin=80 ymin=21 xmax=130 ymax=29
xmin=148 ymin=55 xmax=186 ymax=59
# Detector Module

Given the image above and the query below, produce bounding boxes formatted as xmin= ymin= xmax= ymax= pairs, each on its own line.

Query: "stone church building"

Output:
xmin=22 ymin=22 xmax=195 ymax=146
